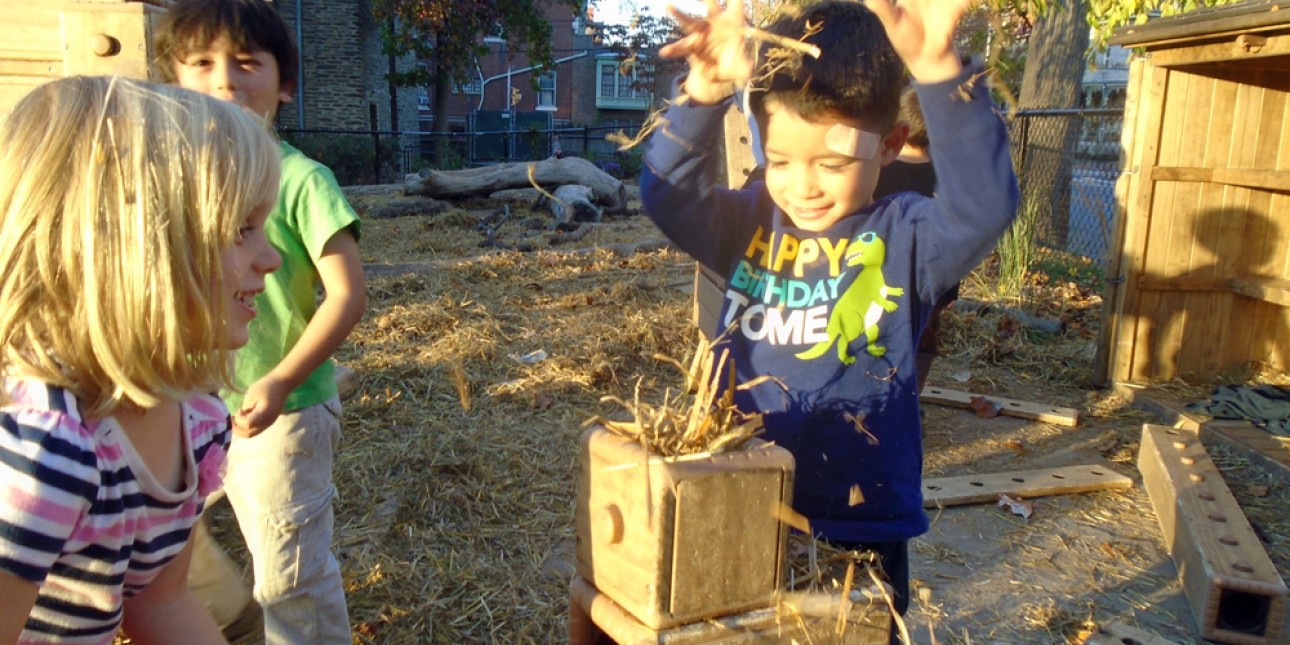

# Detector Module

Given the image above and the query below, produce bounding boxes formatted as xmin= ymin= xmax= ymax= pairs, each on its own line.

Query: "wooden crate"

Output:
xmin=575 ymin=427 xmax=794 ymax=630
xmin=0 ymin=0 xmax=168 ymax=116
xmin=1098 ymin=4 xmax=1290 ymax=385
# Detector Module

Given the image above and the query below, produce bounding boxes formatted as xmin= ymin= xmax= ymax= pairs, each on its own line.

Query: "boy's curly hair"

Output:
xmin=749 ymin=0 xmax=903 ymax=132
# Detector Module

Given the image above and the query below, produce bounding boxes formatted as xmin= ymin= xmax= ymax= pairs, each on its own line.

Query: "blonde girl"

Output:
xmin=0 ymin=75 xmax=281 ymax=644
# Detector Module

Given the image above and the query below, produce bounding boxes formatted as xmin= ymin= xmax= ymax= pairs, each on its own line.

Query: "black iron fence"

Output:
xmin=284 ymin=107 xmax=1125 ymax=265
xmin=279 ymin=124 xmax=644 ymax=187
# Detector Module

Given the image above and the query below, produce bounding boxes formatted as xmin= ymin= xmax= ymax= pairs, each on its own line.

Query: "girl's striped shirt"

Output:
xmin=0 ymin=380 xmax=230 ymax=644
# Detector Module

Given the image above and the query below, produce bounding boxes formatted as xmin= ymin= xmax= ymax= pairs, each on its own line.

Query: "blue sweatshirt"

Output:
xmin=640 ymin=65 xmax=1019 ymax=542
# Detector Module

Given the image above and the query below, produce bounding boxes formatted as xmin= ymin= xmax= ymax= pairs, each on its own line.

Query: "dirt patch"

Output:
xmin=206 ymin=184 xmax=1288 ymax=645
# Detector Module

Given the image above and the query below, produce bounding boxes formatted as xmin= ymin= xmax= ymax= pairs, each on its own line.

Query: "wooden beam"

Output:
xmin=1138 ymin=425 xmax=1288 ymax=644
xmin=569 ymin=576 xmax=891 ymax=645
xmin=1200 ymin=420 xmax=1290 ymax=481
xmin=919 ymin=387 xmax=1079 ymax=427
xmin=1230 ymin=276 xmax=1290 ymax=308
xmin=1111 ymin=381 xmax=1205 ymax=431
xmin=1136 ymin=275 xmax=1232 ymax=293
xmin=922 ymin=465 xmax=1132 ymax=508
xmin=1145 ymin=31 xmax=1290 ymax=68
xmin=1151 ymin=165 xmax=1290 ymax=192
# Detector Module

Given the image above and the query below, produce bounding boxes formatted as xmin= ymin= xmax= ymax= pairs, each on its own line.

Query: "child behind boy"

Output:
xmin=871 ymin=88 xmax=956 ymax=394
xmin=155 ymin=1 xmax=368 ymax=642
xmin=642 ymin=0 xmax=1018 ymax=628
xmin=0 ymin=75 xmax=281 ymax=645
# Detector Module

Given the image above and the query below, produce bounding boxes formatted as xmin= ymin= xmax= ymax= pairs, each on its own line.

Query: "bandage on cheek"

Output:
xmin=825 ymin=124 xmax=883 ymax=160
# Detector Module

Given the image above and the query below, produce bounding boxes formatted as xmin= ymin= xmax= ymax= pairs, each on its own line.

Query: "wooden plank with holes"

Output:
xmin=1138 ymin=424 xmax=1288 ymax=644
xmin=1084 ymin=621 xmax=1184 ymax=645
xmin=921 ymin=464 xmax=1132 ymax=508
xmin=722 ymin=103 xmax=758 ymax=190
xmin=918 ymin=387 xmax=1079 ymax=426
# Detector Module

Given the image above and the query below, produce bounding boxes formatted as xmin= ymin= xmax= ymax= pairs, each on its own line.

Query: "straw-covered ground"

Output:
xmin=201 ymin=185 xmax=1289 ymax=645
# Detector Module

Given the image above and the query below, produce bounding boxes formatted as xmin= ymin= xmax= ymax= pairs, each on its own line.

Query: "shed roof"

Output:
xmin=1110 ymin=0 xmax=1290 ymax=47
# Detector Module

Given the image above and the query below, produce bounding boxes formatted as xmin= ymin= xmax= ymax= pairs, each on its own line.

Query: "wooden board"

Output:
xmin=919 ymin=387 xmax=1080 ymax=426
xmin=569 ymin=576 xmax=890 ymax=645
xmin=1200 ymin=420 xmax=1290 ymax=480
xmin=922 ymin=464 xmax=1133 ymax=508
xmin=1111 ymin=381 xmax=1205 ymax=431
xmin=1138 ymin=424 xmax=1288 ymax=644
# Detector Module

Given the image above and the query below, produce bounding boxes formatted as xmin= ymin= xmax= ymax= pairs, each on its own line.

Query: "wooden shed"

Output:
xmin=1098 ymin=0 xmax=1290 ymax=386
xmin=0 ymin=0 xmax=168 ymax=116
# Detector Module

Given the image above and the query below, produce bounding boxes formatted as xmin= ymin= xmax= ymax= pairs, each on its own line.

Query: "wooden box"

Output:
xmin=575 ymin=426 xmax=795 ymax=630
xmin=0 ymin=0 xmax=168 ymax=116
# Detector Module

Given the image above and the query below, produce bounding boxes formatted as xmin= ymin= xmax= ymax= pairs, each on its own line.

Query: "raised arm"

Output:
xmin=660 ymin=0 xmax=755 ymax=104
xmin=865 ymin=0 xmax=971 ymax=83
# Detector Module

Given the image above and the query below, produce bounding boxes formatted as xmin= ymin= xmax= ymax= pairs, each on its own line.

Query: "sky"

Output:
xmin=590 ymin=0 xmax=706 ymax=26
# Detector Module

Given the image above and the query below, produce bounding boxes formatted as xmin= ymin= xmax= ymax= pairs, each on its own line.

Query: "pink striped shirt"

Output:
xmin=0 ymin=380 xmax=230 ymax=644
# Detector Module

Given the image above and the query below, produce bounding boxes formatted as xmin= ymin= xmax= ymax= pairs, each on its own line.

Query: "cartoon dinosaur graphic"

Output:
xmin=796 ymin=231 xmax=903 ymax=364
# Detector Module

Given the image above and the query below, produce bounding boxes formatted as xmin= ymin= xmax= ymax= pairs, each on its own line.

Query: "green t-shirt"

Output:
xmin=224 ymin=141 xmax=361 ymax=414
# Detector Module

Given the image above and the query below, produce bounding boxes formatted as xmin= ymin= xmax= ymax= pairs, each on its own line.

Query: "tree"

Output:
xmin=981 ymin=1 xmax=1241 ymax=250
xmin=1016 ymin=0 xmax=1090 ymax=248
xmin=371 ymin=0 xmax=580 ymax=165
xmin=594 ymin=8 xmax=683 ymax=107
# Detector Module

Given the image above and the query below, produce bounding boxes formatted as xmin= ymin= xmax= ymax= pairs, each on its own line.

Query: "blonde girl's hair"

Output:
xmin=0 ymin=76 xmax=280 ymax=419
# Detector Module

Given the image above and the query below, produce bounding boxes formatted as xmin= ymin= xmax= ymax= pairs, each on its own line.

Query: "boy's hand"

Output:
xmin=234 ymin=376 xmax=290 ymax=437
xmin=660 ymin=0 xmax=753 ymax=104
xmin=866 ymin=0 xmax=971 ymax=83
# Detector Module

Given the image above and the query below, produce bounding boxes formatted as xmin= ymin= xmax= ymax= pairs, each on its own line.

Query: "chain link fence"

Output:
xmin=285 ymin=108 xmax=1125 ymax=267
xmin=1008 ymin=107 xmax=1125 ymax=266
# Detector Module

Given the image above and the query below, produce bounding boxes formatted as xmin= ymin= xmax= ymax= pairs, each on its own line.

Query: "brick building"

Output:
xmin=271 ymin=0 xmax=419 ymax=134
xmin=420 ymin=2 xmax=671 ymax=162
xmin=267 ymin=0 xmax=667 ymax=163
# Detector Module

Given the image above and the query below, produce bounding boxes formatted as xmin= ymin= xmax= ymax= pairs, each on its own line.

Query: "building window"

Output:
xmin=595 ymin=59 xmax=650 ymax=110
xmin=455 ymin=77 xmax=482 ymax=95
xmin=537 ymin=72 xmax=556 ymax=111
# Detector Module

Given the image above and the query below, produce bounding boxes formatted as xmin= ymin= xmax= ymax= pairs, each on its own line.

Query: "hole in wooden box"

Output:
xmin=1216 ymin=588 xmax=1273 ymax=636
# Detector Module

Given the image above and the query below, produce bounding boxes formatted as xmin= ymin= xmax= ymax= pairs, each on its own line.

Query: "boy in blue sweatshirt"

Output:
xmin=642 ymin=0 xmax=1018 ymax=625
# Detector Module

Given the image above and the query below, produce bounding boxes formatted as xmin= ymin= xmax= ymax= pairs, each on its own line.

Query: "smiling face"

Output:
xmin=762 ymin=99 xmax=905 ymax=232
xmin=172 ymin=33 xmax=291 ymax=123
xmin=219 ymin=201 xmax=281 ymax=348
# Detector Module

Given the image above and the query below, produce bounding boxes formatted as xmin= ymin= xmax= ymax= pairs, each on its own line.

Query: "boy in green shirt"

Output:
xmin=155 ymin=1 xmax=367 ymax=642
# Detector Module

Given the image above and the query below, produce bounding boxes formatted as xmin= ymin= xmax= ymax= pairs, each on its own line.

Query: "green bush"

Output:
xmin=615 ymin=147 xmax=645 ymax=180
xmin=279 ymin=131 xmax=401 ymax=185
xmin=995 ymin=202 xmax=1039 ymax=300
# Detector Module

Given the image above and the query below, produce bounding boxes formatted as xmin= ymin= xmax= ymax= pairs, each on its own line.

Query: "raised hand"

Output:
xmin=659 ymin=0 xmax=754 ymax=104
xmin=865 ymin=0 xmax=973 ymax=83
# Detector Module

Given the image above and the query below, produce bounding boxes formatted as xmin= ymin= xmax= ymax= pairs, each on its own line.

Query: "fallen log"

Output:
xmin=405 ymin=156 xmax=628 ymax=213
xmin=542 ymin=184 xmax=602 ymax=229
xmin=954 ymin=298 xmax=1065 ymax=335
